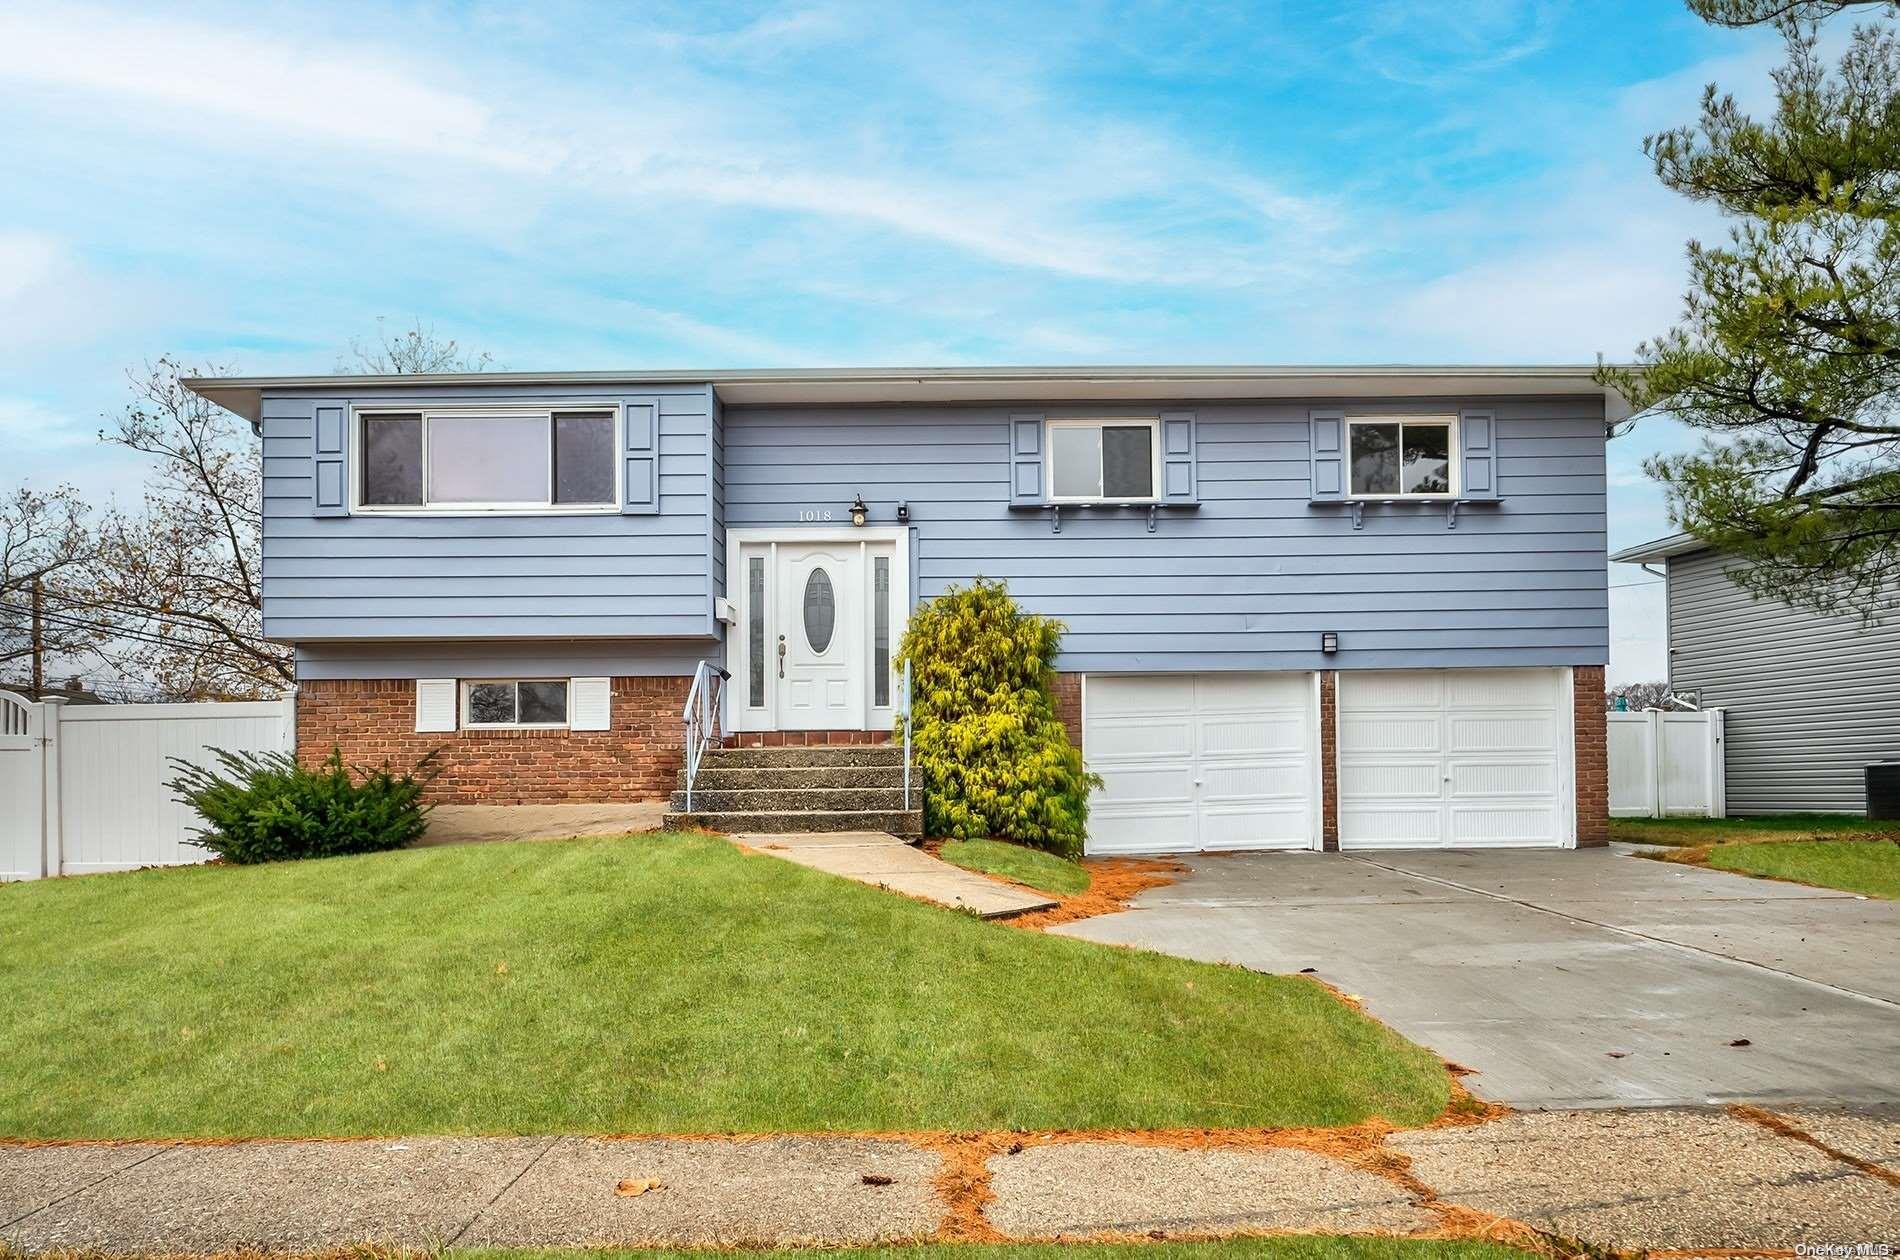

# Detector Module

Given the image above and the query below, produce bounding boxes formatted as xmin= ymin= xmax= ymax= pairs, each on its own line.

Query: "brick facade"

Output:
xmin=725 ymin=729 xmax=892 ymax=747
xmin=1318 ymin=670 xmax=1340 ymax=851
xmin=295 ymin=677 xmax=690 ymax=805
xmin=1050 ymin=672 xmax=1083 ymax=747
xmin=1572 ymin=664 xmax=1609 ymax=847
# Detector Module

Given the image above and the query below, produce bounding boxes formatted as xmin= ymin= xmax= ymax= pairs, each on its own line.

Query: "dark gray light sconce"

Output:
xmin=1320 ymin=631 xmax=1339 ymax=655
xmin=895 ymin=500 xmax=909 ymax=523
xmin=850 ymin=495 xmax=868 ymax=527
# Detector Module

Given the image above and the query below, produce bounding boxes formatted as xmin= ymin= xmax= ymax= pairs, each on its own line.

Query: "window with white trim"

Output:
xmin=358 ymin=407 xmax=617 ymax=511
xmin=1347 ymin=415 xmax=1456 ymax=498
xmin=1045 ymin=418 xmax=1159 ymax=502
xmin=461 ymin=679 xmax=570 ymax=728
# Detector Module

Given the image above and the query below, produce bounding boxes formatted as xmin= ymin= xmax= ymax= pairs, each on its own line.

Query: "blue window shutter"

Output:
xmin=623 ymin=396 xmax=660 ymax=515
xmin=1460 ymin=408 xmax=1498 ymax=500
xmin=1309 ymin=409 xmax=1345 ymax=501
xmin=1010 ymin=413 xmax=1044 ymax=504
xmin=1159 ymin=410 xmax=1197 ymax=503
xmin=312 ymin=403 xmax=347 ymax=517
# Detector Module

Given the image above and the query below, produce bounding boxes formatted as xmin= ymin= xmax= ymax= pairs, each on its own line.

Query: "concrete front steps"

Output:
xmin=663 ymin=743 xmax=923 ymax=838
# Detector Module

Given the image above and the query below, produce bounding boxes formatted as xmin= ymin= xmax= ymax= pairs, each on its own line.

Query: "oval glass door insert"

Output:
xmin=803 ymin=568 xmax=836 ymax=652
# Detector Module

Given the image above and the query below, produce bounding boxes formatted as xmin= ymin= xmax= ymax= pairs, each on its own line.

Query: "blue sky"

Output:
xmin=0 ymin=1 xmax=1794 ymax=682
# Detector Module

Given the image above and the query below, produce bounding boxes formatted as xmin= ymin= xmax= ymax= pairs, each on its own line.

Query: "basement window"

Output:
xmin=462 ymin=679 xmax=570 ymax=729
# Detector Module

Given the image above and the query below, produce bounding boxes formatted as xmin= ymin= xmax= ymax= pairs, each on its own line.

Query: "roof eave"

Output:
xmin=1610 ymin=532 xmax=1707 ymax=564
xmin=182 ymin=363 xmax=1639 ymax=427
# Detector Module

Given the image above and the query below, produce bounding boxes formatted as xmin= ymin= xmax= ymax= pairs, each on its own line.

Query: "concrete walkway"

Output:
xmin=737 ymin=831 xmax=1057 ymax=918
xmin=417 ymin=802 xmax=666 ymax=847
xmin=4 ymin=1107 xmax=1894 ymax=1252
xmin=1057 ymin=844 xmax=1900 ymax=1109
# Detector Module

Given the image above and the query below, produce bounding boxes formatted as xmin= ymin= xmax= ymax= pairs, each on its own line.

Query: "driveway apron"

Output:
xmin=1055 ymin=845 xmax=1900 ymax=1109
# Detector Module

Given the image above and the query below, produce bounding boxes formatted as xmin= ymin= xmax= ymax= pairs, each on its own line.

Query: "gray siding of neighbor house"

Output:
xmin=723 ymin=396 xmax=1608 ymax=673
xmin=260 ymin=383 xmax=719 ymax=646
xmin=1666 ymin=547 xmax=1900 ymax=814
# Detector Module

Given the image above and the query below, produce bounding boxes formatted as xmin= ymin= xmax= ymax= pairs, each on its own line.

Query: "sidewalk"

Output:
xmin=738 ymin=831 xmax=1058 ymax=918
xmin=4 ymin=1105 xmax=1895 ymax=1253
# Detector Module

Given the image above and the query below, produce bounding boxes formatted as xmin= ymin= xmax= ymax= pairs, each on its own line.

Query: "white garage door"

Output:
xmin=1338 ymin=668 xmax=1570 ymax=849
xmin=1084 ymin=673 xmax=1317 ymax=855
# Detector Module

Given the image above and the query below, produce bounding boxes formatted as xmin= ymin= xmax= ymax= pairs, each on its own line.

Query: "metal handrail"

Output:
xmin=681 ymin=660 xmax=729 ymax=812
xmin=900 ymin=662 xmax=913 ymax=812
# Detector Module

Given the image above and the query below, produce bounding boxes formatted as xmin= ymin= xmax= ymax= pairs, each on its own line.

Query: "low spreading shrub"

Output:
xmin=169 ymin=747 xmax=436 ymax=864
xmin=897 ymin=578 xmax=1098 ymax=857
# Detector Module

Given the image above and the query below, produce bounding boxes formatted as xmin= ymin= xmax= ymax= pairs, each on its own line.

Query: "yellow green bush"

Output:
xmin=897 ymin=578 xmax=1097 ymax=856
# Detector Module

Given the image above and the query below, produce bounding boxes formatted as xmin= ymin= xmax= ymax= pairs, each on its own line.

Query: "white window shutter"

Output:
xmin=415 ymin=678 xmax=457 ymax=732
xmin=570 ymin=677 xmax=612 ymax=731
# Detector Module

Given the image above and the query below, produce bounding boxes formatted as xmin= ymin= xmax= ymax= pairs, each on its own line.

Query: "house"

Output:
xmin=186 ymin=365 xmax=1622 ymax=854
xmin=1611 ymin=532 xmax=1900 ymax=814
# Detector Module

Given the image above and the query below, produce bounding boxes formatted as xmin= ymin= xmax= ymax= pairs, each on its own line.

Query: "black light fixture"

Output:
xmin=895 ymin=500 xmax=910 ymax=523
xmin=1320 ymin=631 xmax=1339 ymax=655
xmin=849 ymin=494 xmax=868 ymax=527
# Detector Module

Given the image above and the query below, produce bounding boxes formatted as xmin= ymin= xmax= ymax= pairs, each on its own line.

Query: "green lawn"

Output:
xmin=939 ymin=838 xmax=1091 ymax=895
xmin=0 ymin=833 xmax=1448 ymax=1139
xmin=1706 ymin=838 xmax=1900 ymax=899
xmin=468 ymin=1242 xmax=1528 ymax=1260
xmin=1608 ymin=812 xmax=1887 ymax=847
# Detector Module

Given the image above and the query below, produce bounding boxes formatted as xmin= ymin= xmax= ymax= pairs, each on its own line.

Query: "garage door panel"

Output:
xmin=1340 ymin=806 xmax=1441 ymax=847
xmin=1201 ymin=759 xmax=1307 ymax=801
xmin=1198 ymin=713 xmax=1306 ymax=758
xmin=1085 ymin=673 xmax=1316 ymax=855
xmin=1195 ymin=672 xmax=1307 ymax=712
xmin=1341 ymin=671 xmax=1443 ymax=709
xmin=1448 ymin=759 xmax=1556 ymax=797
xmin=1088 ymin=806 xmax=1198 ymax=855
xmin=1448 ymin=804 xmax=1559 ymax=846
xmin=1447 ymin=715 xmax=1554 ymax=752
xmin=1096 ymin=764 xmax=1197 ymax=805
xmin=1445 ymin=668 xmax=1557 ymax=707
xmin=1200 ymin=804 xmax=1312 ymax=850
xmin=1340 ymin=761 xmax=1440 ymax=799
xmin=1087 ymin=718 xmax=1193 ymax=761
xmin=1088 ymin=675 xmax=1193 ymax=718
xmin=1339 ymin=714 xmax=1439 ymax=754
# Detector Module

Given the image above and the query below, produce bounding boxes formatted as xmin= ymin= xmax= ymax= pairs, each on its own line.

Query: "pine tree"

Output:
xmin=1603 ymin=8 xmax=1900 ymax=614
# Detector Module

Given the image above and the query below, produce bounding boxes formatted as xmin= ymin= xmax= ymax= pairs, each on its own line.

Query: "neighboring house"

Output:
xmin=186 ymin=365 xmax=1621 ymax=854
xmin=1612 ymin=533 xmax=1900 ymax=814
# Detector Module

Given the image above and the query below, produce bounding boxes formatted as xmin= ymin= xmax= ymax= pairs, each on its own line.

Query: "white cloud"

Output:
xmin=0 ymin=6 xmax=519 ymax=167
xmin=0 ymin=395 xmax=93 ymax=453
xmin=1349 ymin=0 xmax=1565 ymax=88
xmin=0 ymin=4 xmax=1354 ymax=290
xmin=0 ymin=232 xmax=140 ymax=365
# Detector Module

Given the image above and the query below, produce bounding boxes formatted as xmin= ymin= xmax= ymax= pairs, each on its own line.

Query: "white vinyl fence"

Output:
xmin=1608 ymin=708 xmax=1727 ymax=819
xmin=0 ymin=690 xmax=294 ymax=881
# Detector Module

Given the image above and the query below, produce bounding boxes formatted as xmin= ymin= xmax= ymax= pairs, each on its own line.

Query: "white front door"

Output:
xmin=731 ymin=531 xmax=905 ymax=733
xmin=1083 ymin=673 xmax=1318 ymax=855
xmin=1337 ymin=667 xmax=1570 ymax=849
xmin=774 ymin=542 xmax=861 ymax=729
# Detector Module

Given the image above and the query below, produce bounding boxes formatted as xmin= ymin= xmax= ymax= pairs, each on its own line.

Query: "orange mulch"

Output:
xmin=1730 ymin=1102 xmax=1900 ymax=1189
xmin=1001 ymin=856 xmax=1184 ymax=929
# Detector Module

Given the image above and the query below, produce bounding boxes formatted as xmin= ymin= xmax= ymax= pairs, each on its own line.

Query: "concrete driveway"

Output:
xmin=1057 ymin=845 xmax=1900 ymax=1110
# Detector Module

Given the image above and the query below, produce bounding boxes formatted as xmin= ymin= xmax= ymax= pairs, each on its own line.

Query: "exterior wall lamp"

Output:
xmin=849 ymin=494 xmax=868 ymax=527
xmin=1320 ymin=631 xmax=1339 ymax=655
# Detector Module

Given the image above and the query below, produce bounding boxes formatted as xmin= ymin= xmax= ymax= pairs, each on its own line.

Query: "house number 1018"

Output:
xmin=798 ymin=509 xmax=834 ymax=522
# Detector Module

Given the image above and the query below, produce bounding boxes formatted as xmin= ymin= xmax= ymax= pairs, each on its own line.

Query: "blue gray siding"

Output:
xmin=724 ymin=397 xmax=1608 ymax=673
xmin=261 ymin=383 xmax=719 ymax=643
xmin=294 ymin=639 xmax=713 ymax=680
xmin=1665 ymin=547 xmax=1900 ymax=813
